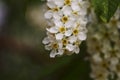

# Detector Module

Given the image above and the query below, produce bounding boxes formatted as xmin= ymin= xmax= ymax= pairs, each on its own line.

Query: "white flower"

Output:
xmin=90 ymin=65 xmax=109 ymax=80
xmin=71 ymin=0 xmax=88 ymax=16
xmin=107 ymin=8 xmax=120 ymax=29
xmin=50 ymin=48 xmax=64 ymax=58
xmin=66 ymin=44 xmax=74 ymax=51
xmin=72 ymin=40 xmax=81 ymax=54
xmin=71 ymin=23 xmax=87 ymax=41
xmin=92 ymin=53 xmax=102 ymax=63
xmin=62 ymin=6 xmax=72 ymax=16
xmin=43 ymin=37 xmax=64 ymax=58
xmin=43 ymin=0 xmax=89 ymax=58
xmin=87 ymin=7 xmax=120 ymax=80
xmin=54 ymin=0 xmax=64 ymax=7
xmin=47 ymin=26 xmax=72 ymax=40
xmin=73 ymin=45 xmax=80 ymax=54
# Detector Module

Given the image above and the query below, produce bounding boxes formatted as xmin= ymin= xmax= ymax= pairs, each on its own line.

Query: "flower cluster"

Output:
xmin=42 ymin=0 xmax=89 ymax=58
xmin=87 ymin=8 xmax=120 ymax=80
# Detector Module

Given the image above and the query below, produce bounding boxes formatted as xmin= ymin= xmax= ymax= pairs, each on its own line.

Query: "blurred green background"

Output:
xmin=0 ymin=0 xmax=92 ymax=80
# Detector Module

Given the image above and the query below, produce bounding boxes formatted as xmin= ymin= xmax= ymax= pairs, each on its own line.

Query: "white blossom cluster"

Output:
xmin=42 ymin=0 xmax=89 ymax=58
xmin=87 ymin=8 xmax=120 ymax=80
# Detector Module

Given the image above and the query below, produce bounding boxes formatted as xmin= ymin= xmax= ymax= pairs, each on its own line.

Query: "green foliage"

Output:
xmin=92 ymin=0 xmax=120 ymax=22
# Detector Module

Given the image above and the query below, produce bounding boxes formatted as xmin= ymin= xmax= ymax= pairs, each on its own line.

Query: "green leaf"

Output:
xmin=92 ymin=0 xmax=120 ymax=22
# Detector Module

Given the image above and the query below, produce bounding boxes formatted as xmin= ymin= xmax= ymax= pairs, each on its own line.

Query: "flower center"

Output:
xmin=72 ymin=11 xmax=78 ymax=15
xmin=62 ymin=39 xmax=68 ymax=46
xmin=95 ymin=45 xmax=101 ymax=51
xmin=61 ymin=16 xmax=68 ymax=23
xmin=64 ymin=0 xmax=71 ymax=6
xmin=52 ymin=43 xmax=58 ymax=49
xmin=74 ymin=41 xmax=81 ymax=45
xmin=110 ymin=49 xmax=118 ymax=57
xmin=97 ymin=73 xmax=104 ymax=79
xmin=117 ymin=64 xmax=120 ymax=71
xmin=52 ymin=7 xmax=59 ymax=12
xmin=101 ymin=62 xmax=108 ymax=68
xmin=73 ymin=29 xmax=79 ymax=35
xmin=59 ymin=27 xmax=66 ymax=33
xmin=104 ymin=32 xmax=109 ymax=38
xmin=111 ymin=19 xmax=117 ymax=25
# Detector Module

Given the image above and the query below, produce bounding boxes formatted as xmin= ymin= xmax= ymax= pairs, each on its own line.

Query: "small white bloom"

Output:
xmin=73 ymin=45 xmax=80 ymax=54
xmin=46 ymin=27 xmax=58 ymax=33
xmin=65 ymin=29 xmax=72 ymax=36
xmin=66 ymin=44 xmax=74 ymax=51
xmin=42 ymin=37 xmax=50 ymax=44
xmin=54 ymin=0 xmax=64 ymax=7
xmin=62 ymin=6 xmax=72 ymax=16
xmin=50 ymin=50 xmax=57 ymax=58
xmin=44 ymin=11 xmax=53 ymax=19
xmin=78 ymin=32 xmax=87 ymax=40
xmin=55 ymin=33 xmax=64 ymax=40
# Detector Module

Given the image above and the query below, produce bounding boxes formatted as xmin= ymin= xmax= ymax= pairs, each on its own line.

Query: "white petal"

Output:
xmin=57 ymin=49 xmax=64 ymax=55
xmin=55 ymin=33 xmax=64 ymax=40
xmin=116 ymin=52 xmax=120 ymax=58
xmin=45 ymin=45 xmax=52 ymax=50
xmin=69 ymin=16 xmax=76 ymax=21
xmin=62 ymin=6 xmax=72 ymax=16
xmin=46 ymin=20 xmax=54 ymax=26
xmin=58 ymin=42 xmax=63 ymax=49
xmin=79 ymin=18 xmax=87 ymax=26
xmin=47 ymin=27 xmax=58 ymax=33
xmin=44 ymin=11 xmax=53 ymax=19
xmin=50 ymin=50 xmax=57 ymax=58
xmin=92 ymin=53 xmax=102 ymax=62
xmin=110 ymin=57 xmax=119 ymax=66
xmin=53 ymin=20 xmax=63 ymax=27
xmin=47 ymin=1 xmax=56 ymax=8
xmin=78 ymin=0 xmax=83 ymax=2
xmin=54 ymin=0 xmax=64 ymax=7
xmin=69 ymin=36 xmax=77 ymax=43
xmin=65 ymin=30 xmax=72 ymax=36
xmin=66 ymin=44 xmax=74 ymax=51
xmin=71 ymin=2 xmax=80 ymax=11
xmin=79 ymin=8 xmax=87 ymax=15
xmin=74 ymin=46 xmax=80 ymax=54
xmin=42 ymin=37 xmax=50 ymax=44
xmin=117 ymin=22 xmax=120 ymax=29
xmin=78 ymin=32 xmax=87 ymax=40
xmin=65 ymin=20 xmax=74 ymax=28
xmin=117 ymin=73 xmax=120 ymax=79
xmin=47 ymin=0 xmax=53 ymax=1
xmin=53 ymin=12 xmax=61 ymax=20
